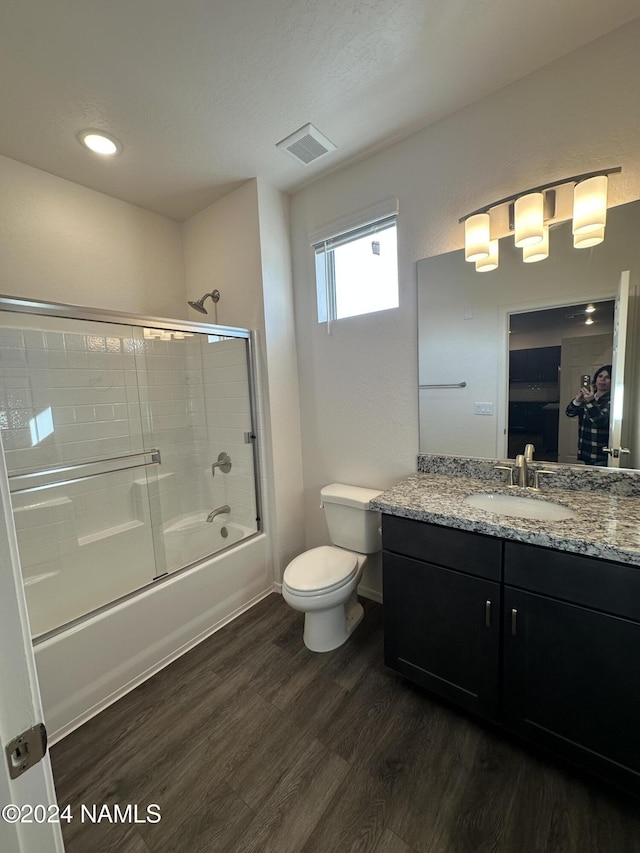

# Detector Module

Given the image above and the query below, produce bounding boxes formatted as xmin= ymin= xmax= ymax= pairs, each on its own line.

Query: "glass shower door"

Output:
xmin=136 ymin=328 xmax=259 ymax=574
xmin=1 ymin=313 xmax=159 ymax=637
xmin=0 ymin=304 xmax=261 ymax=637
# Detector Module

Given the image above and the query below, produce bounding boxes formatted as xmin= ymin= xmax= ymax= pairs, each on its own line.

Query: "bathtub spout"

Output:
xmin=207 ymin=505 xmax=230 ymax=523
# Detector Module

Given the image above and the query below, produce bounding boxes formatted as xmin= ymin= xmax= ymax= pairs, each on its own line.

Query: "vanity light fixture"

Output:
xmin=522 ymin=226 xmax=549 ymax=263
xmin=475 ymin=239 xmax=499 ymax=272
xmin=573 ymin=175 xmax=608 ymax=236
xmin=460 ymin=167 xmax=621 ymax=272
xmin=514 ymin=193 xmax=545 ymax=247
xmin=464 ymin=213 xmax=491 ymax=262
xmin=573 ymin=225 xmax=605 ymax=249
xmin=78 ymin=129 xmax=122 ymax=156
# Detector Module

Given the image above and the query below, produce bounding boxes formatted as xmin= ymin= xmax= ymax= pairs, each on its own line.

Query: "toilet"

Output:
xmin=282 ymin=483 xmax=382 ymax=652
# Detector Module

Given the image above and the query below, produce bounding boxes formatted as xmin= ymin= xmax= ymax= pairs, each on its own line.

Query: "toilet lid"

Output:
xmin=284 ymin=546 xmax=358 ymax=593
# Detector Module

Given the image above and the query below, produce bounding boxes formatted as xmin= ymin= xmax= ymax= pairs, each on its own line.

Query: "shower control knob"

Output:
xmin=211 ymin=452 xmax=232 ymax=477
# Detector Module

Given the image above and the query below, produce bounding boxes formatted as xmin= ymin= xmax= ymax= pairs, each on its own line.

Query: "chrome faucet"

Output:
xmin=207 ymin=504 xmax=230 ymax=523
xmin=515 ymin=454 xmax=529 ymax=488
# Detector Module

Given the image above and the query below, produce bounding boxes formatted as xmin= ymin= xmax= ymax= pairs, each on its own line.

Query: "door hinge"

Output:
xmin=5 ymin=723 xmax=47 ymax=779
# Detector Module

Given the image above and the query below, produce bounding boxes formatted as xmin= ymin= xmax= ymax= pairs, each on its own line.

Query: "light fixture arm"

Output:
xmin=459 ymin=166 xmax=621 ymax=223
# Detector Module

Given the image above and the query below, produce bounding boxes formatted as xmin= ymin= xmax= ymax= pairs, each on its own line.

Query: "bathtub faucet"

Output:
xmin=207 ymin=505 xmax=230 ymax=523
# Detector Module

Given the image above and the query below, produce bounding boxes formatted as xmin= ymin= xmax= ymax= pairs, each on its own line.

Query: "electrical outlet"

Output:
xmin=474 ymin=402 xmax=494 ymax=415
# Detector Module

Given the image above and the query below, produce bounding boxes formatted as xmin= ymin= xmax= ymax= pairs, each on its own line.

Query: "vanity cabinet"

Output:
xmin=503 ymin=542 xmax=640 ymax=793
xmin=382 ymin=516 xmax=640 ymax=794
xmin=382 ymin=515 xmax=502 ymax=719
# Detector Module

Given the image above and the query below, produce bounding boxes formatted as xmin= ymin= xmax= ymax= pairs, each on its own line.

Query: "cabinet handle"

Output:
xmin=511 ymin=608 xmax=518 ymax=636
xmin=485 ymin=600 xmax=492 ymax=627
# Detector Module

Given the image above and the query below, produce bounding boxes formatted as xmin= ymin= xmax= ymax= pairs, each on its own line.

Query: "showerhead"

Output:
xmin=188 ymin=298 xmax=208 ymax=314
xmin=187 ymin=290 xmax=220 ymax=315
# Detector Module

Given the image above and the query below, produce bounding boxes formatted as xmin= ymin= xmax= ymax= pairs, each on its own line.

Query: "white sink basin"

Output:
xmin=464 ymin=493 xmax=575 ymax=521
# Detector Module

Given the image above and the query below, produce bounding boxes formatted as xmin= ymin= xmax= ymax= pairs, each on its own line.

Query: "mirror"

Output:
xmin=507 ymin=299 xmax=615 ymax=464
xmin=418 ymin=199 xmax=640 ymax=468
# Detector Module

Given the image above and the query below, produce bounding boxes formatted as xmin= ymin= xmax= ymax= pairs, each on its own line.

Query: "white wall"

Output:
xmin=182 ymin=180 xmax=264 ymax=331
xmin=290 ymin=19 xmax=640 ymax=568
xmin=255 ymin=179 xmax=305 ymax=578
xmin=0 ymin=155 xmax=184 ymax=319
xmin=182 ymin=180 xmax=305 ymax=581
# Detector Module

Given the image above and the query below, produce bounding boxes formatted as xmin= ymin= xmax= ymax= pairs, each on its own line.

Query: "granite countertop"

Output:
xmin=371 ymin=473 xmax=640 ymax=568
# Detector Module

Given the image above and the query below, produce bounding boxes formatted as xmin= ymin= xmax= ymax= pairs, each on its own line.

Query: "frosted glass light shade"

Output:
xmin=574 ymin=226 xmax=604 ymax=248
xmin=573 ymin=175 xmax=608 ymax=234
xmin=78 ymin=130 xmax=121 ymax=156
xmin=475 ymin=240 xmax=499 ymax=271
xmin=523 ymin=226 xmax=549 ymax=263
xmin=514 ymin=193 xmax=544 ymax=247
xmin=464 ymin=213 xmax=491 ymax=262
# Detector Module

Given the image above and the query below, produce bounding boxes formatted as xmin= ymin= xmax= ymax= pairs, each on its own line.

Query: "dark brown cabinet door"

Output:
xmin=503 ymin=587 xmax=640 ymax=794
xmin=509 ymin=345 xmax=560 ymax=381
xmin=383 ymin=552 xmax=501 ymax=720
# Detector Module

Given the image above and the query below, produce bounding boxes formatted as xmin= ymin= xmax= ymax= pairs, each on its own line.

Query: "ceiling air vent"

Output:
xmin=276 ymin=123 xmax=336 ymax=165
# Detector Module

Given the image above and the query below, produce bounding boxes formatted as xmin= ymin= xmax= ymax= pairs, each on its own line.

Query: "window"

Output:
xmin=313 ymin=213 xmax=399 ymax=323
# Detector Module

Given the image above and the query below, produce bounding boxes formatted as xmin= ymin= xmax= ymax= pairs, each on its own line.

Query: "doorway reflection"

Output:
xmin=508 ymin=300 xmax=615 ymax=462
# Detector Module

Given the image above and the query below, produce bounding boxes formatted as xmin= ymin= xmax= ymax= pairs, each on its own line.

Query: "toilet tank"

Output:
xmin=320 ymin=483 xmax=383 ymax=554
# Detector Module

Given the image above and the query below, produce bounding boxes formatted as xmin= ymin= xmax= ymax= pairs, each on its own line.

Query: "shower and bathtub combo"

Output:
xmin=0 ymin=294 xmax=269 ymax=740
xmin=0 ymin=292 xmax=379 ymax=741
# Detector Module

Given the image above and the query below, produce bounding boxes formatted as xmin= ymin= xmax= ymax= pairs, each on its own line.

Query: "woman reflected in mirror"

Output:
xmin=565 ymin=365 xmax=612 ymax=465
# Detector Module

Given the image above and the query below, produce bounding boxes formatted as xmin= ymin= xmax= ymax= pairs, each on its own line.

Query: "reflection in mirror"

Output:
xmin=507 ymin=301 xmax=614 ymax=463
xmin=418 ymin=199 xmax=640 ymax=469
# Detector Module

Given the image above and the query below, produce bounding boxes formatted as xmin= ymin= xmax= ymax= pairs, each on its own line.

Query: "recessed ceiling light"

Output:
xmin=585 ymin=317 xmax=594 ymax=325
xmin=78 ymin=130 xmax=122 ymax=156
xmin=585 ymin=304 xmax=596 ymax=313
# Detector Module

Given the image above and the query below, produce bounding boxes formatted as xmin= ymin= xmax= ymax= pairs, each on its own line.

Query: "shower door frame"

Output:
xmin=0 ymin=293 xmax=264 ymax=600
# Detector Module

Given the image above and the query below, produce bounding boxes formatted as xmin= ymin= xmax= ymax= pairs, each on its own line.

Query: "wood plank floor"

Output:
xmin=50 ymin=594 xmax=640 ymax=853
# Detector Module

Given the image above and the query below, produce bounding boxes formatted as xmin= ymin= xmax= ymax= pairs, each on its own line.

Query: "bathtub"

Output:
xmin=163 ymin=512 xmax=254 ymax=571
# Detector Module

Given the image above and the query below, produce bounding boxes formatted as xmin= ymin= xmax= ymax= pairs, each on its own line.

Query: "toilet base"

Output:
xmin=303 ymin=592 xmax=364 ymax=653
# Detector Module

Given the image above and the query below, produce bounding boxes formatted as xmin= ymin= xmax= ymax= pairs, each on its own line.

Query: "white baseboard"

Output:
xmin=358 ymin=584 xmax=383 ymax=603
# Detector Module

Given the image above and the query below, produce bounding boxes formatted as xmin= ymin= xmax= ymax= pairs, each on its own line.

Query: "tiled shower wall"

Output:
xmin=1 ymin=318 xmax=147 ymax=571
xmin=1 ymin=320 xmax=143 ymax=473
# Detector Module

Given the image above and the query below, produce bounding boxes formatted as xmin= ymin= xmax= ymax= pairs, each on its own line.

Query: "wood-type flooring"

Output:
xmin=50 ymin=593 xmax=640 ymax=852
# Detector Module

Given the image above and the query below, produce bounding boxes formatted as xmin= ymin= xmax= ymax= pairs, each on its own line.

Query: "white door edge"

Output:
xmin=0 ymin=432 xmax=64 ymax=853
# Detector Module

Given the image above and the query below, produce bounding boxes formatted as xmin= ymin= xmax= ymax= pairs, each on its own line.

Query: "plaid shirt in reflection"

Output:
xmin=565 ymin=392 xmax=611 ymax=465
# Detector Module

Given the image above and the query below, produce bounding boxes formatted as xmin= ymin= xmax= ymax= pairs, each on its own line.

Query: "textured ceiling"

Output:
xmin=1 ymin=0 xmax=638 ymax=221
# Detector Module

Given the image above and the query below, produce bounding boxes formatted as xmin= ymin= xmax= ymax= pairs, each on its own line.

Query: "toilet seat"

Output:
xmin=284 ymin=546 xmax=358 ymax=595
